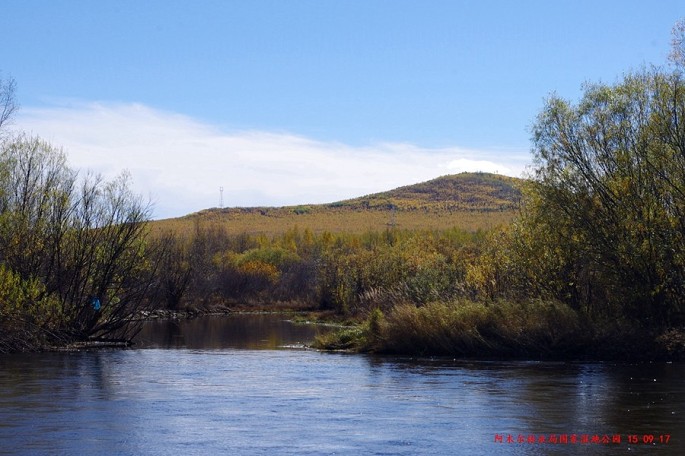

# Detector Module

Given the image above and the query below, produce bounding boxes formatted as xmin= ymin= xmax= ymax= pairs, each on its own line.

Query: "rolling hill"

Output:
xmin=151 ymin=172 xmax=523 ymax=237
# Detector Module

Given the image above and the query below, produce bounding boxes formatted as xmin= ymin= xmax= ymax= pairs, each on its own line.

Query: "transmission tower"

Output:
xmin=219 ymin=186 xmax=224 ymax=209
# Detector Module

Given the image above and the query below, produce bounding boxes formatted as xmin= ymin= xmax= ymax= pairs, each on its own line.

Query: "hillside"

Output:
xmin=335 ymin=172 xmax=521 ymax=211
xmin=151 ymin=172 xmax=523 ymax=237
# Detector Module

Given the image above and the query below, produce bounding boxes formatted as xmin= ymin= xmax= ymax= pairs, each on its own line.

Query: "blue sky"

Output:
xmin=3 ymin=1 xmax=684 ymax=218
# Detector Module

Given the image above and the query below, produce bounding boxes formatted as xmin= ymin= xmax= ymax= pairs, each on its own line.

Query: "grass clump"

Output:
xmin=313 ymin=307 xmax=386 ymax=352
xmin=313 ymin=326 xmax=365 ymax=351
xmin=317 ymin=299 xmax=589 ymax=359
xmin=380 ymin=301 xmax=493 ymax=356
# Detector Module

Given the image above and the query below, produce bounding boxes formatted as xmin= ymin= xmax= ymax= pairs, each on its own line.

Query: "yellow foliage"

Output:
xmin=238 ymin=260 xmax=279 ymax=284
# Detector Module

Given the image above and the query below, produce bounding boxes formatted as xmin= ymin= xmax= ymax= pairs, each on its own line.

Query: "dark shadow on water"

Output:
xmin=133 ymin=313 xmax=328 ymax=350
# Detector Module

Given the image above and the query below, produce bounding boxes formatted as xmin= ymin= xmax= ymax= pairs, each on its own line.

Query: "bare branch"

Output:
xmin=669 ymin=18 xmax=685 ymax=68
xmin=0 ymin=75 xmax=18 ymax=132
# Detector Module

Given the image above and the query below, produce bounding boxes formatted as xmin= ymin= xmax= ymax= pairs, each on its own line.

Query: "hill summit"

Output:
xmin=333 ymin=172 xmax=521 ymax=212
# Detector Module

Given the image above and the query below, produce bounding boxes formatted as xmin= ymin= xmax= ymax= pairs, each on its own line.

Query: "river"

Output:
xmin=0 ymin=314 xmax=683 ymax=455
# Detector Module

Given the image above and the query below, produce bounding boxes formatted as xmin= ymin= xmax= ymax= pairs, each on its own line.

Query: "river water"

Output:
xmin=0 ymin=314 xmax=683 ymax=455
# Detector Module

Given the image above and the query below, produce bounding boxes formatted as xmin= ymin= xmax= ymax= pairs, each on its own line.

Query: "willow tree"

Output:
xmin=0 ymin=134 xmax=155 ymax=346
xmin=526 ymin=69 xmax=685 ymax=327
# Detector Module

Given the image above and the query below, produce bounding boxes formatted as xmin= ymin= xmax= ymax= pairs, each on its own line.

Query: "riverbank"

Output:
xmin=313 ymin=301 xmax=685 ymax=361
xmin=6 ymin=297 xmax=685 ymax=361
xmin=131 ymin=299 xmax=685 ymax=361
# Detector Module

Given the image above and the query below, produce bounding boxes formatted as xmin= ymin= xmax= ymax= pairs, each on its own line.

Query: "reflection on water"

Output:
xmin=134 ymin=313 xmax=325 ymax=349
xmin=0 ymin=315 xmax=683 ymax=455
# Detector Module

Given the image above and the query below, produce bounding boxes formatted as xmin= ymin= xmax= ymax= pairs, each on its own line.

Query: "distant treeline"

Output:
xmin=151 ymin=224 xmax=482 ymax=313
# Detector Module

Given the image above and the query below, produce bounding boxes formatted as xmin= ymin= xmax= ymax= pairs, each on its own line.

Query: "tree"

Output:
xmin=0 ymin=134 xmax=155 ymax=345
xmin=150 ymin=230 xmax=195 ymax=310
xmin=0 ymin=74 xmax=17 ymax=134
xmin=526 ymin=68 xmax=685 ymax=327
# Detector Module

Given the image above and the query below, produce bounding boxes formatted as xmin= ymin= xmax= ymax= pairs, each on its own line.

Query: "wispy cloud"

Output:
xmin=16 ymin=101 xmax=530 ymax=219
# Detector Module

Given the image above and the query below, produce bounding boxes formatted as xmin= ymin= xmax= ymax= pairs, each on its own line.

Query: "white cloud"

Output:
xmin=15 ymin=101 xmax=530 ymax=219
